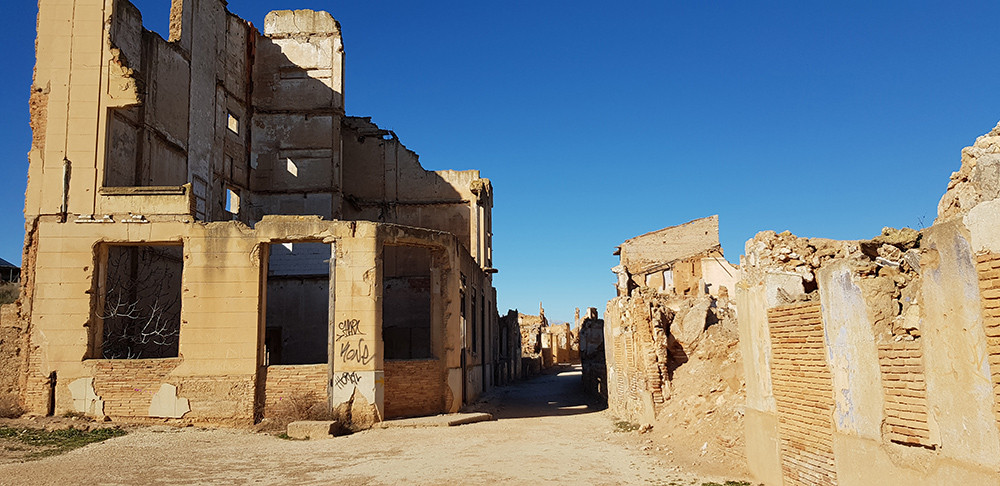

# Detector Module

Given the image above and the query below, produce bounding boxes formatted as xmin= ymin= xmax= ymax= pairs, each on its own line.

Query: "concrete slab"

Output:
xmin=286 ymin=420 xmax=338 ymax=439
xmin=379 ymin=412 xmax=493 ymax=428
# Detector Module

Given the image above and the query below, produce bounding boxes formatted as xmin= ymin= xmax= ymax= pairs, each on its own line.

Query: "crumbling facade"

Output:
xmin=737 ymin=123 xmax=1000 ymax=485
xmin=494 ymin=310 xmax=523 ymax=386
xmin=605 ymin=216 xmax=740 ymax=423
xmin=18 ymin=0 xmax=499 ymax=426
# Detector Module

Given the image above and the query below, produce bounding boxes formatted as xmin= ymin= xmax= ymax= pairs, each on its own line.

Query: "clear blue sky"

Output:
xmin=3 ymin=1 xmax=1000 ymax=324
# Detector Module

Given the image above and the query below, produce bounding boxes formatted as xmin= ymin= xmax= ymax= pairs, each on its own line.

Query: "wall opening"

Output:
xmin=382 ymin=245 xmax=432 ymax=359
xmin=97 ymin=244 xmax=183 ymax=359
xmin=265 ymin=242 xmax=330 ymax=365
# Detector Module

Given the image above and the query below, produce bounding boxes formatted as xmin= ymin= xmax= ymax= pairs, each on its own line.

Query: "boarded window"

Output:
xmin=98 ymin=245 xmax=183 ymax=359
xmin=383 ymin=246 xmax=432 ymax=359
xmin=265 ymin=242 xmax=331 ymax=365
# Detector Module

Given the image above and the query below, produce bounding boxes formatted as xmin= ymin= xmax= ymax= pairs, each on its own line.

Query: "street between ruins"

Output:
xmin=0 ymin=366 xmax=738 ymax=486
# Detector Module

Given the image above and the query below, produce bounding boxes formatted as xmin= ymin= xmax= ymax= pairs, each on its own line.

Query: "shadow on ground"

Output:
xmin=467 ymin=364 xmax=608 ymax=420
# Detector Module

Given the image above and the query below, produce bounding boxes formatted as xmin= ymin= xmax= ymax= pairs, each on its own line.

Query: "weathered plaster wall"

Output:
xmin=737 ymin=122 xmax=1000 ymax=485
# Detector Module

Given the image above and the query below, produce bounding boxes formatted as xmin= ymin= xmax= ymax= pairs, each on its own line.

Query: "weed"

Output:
xmin=701 ymin=482 xmax=757 ymax=486
xmin=613 ymin=420 xmax=640 ymax=432
xmin=0 ymin=426 xmax=126 ymax=459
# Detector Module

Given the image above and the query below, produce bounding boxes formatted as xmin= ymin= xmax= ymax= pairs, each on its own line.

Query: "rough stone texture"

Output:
xmin=606 ymin=217 xmax=739 ymax=424
xmin=938 ymin=121 xmax=1000 ymax=223
xmin=0 ymin=304 xmax=25 ymax=416
xmin=286 ymin=420 xmax=338 ymax=439
xmin=605 ymin=289 xmax=673 ymax=424
xmin=675 ymin=295 xmax=711 ymax=346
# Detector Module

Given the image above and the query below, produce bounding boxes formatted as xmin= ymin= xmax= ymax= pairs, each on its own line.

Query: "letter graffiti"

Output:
xmin=339 ymin=338 xmax=373 ymax=365
xmin=336 ymin=318 xmax=363 ymax=341
xmin=334 ymin=371 xmax=362 ymax=389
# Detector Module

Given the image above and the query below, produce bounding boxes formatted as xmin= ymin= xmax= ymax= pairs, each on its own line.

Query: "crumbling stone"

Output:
xmin=286 ymin=420 xmax=339 ymax=439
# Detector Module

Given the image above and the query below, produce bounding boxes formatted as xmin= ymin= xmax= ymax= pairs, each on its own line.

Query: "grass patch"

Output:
xmin=0 ymin=426 xmax=126 ymax=459
xmin=702 ymin=482 xmax=757 ymax=486
xmin=613 ymin=420 xmax=640 ymax=432
xmin=0 ymin=283 xmax=18 ymax=305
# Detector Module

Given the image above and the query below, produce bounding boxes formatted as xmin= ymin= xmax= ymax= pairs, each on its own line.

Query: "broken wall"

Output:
xmin=579 ymin=307 xmax=606 ymax=400
xmin=737 ymin=122 xmax=1000 ymax=486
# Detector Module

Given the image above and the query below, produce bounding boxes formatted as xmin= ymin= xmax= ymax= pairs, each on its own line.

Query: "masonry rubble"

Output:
xmin=737 ymin=121 xmax=1000 ymax=485
xmin=603 ymin=215 xmax=741 ymax=423
xmin=9 ymin=0 xmax=508 ymax=429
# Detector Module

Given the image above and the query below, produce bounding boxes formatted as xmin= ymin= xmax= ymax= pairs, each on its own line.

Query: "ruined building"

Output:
xmin=578 ymin=307 xmax=606 ymax=400
xmin=16 ymin=0 xmax=500 ymax=426
xmin=737 ymin=123 xmax=1000 ymax=485
xmin=605 ymin=216 xmax=740 ymax=423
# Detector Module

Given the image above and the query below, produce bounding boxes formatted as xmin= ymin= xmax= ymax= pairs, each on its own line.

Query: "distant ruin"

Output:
xmin=604 ymin=215 xmax=740 ymax=423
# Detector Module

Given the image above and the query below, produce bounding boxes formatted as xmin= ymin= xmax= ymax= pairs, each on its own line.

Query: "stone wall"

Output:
xmin=0 ymin=304 xmax=25 ymax=416
xmin=605 ymin=289 xmax=672 ymax=424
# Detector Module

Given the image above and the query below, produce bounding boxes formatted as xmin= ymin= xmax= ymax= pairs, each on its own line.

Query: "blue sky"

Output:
xmin=3 ymin=1 xmax=1000 ymax=323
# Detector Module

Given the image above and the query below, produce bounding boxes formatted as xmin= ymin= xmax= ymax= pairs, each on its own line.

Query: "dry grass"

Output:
xmin=0 ymin=397 xmax=23 ymax=419
xmin=0 ymin=283 xmax=17 ymax=305
xmin=257 ymin=392 xmax=337 ymax=434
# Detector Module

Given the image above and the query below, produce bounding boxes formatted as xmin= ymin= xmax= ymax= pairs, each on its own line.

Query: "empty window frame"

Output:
xmin=97 ymin=245 xmax=183 ymax=359
xmin=265 ymin=242 xmax=331 ymax=365
xmin=383 ymin=245 xmax=432 ymax=359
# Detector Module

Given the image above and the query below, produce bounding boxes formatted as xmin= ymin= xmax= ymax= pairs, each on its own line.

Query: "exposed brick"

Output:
xmin=767 ymin=303 xmax=837 ymax=486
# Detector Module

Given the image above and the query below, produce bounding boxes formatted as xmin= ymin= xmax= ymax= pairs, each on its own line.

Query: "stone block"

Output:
xmin=286 ymin=420 xmax=338 ymax=440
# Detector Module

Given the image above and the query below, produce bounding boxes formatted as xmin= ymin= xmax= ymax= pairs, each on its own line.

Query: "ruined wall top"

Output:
xmin=937 ymin=121 xmax=1000 ymax=223
xmin=618 ymin=215 xmax=720 ymax=274
xmin=264 ymin=10 xmax=340 ymax=37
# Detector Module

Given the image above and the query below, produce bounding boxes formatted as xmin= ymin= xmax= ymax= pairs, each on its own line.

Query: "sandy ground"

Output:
xmin=0 ymin=366 xmax=750 ymax=486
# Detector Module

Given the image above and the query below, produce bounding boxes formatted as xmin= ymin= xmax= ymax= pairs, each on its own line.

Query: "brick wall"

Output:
xmin=976 ymin=252 xmax=1000 ymax=430
xmin=384 ymin=359 xmax=444 ymax=419
xmin=768 ymin=302 xmax=837 ymax=486
xmin=877 ymin=341 xmax=934 ymax=447
xmin=92 ymin=359 xmax=182 ymax=417
xmin=263 ymin=364 xmax=328 ymax=418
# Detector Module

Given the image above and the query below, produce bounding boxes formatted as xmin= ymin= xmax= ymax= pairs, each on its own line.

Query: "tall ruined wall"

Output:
xmin=340 ymin=117 xmax=493 ymax=266
xmin=605 ymin=289 xmax=672 ymax=424
xmin=737 ymin=122 xmax=1000 ymax=486
xmin=248 ymin=10 xmax=345 ymax=221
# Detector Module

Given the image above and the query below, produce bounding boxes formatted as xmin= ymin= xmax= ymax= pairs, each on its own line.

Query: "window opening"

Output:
xmin=98 ymin=245 xmax=183 ymax=359
xmin=383 ymin=246 xmax=432 ymax=359
xmin=265 ymin=242 xmax=331 ymax=365
xmin=225 ymin=187 xmax=240 ymax=216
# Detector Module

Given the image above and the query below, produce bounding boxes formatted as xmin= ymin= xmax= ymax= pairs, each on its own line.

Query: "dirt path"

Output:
xmin=0 ymin=366 xmax=743 ymax=485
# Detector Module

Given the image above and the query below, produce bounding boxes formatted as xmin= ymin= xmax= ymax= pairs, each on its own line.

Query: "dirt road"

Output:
xmin=0 ymin=366 xmax=741 ymax=485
